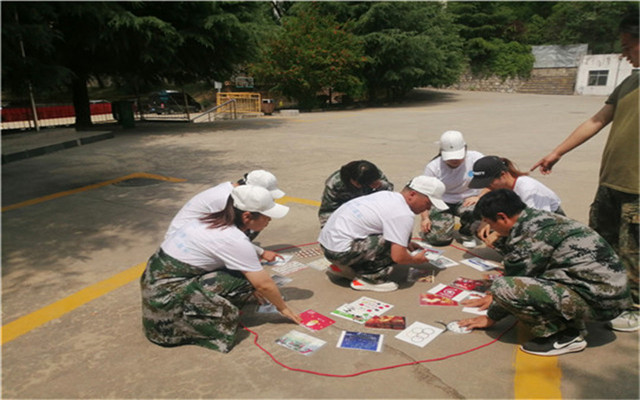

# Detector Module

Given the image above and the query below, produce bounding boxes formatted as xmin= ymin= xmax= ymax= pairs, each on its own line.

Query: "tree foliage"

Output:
xmin=353 ymin=2 xmax=464 ymax=100
xmin=526 ymin=2 xmax=638 ymax=53
xmin=251 ymin=1 xmax=464 ymax=104
xmin=448 ymin=2 xmax=534 ymax=79
xmin=250 ymin=3 xmax=365 ymax=109
xmin=1 ymin=1 xmax=271 ymax=129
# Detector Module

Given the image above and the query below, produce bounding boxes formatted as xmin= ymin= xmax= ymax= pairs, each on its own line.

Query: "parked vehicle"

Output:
xmin=145 ymin=90 xmax=201 ymax=114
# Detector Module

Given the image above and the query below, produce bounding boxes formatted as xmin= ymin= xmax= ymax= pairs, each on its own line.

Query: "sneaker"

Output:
xmin=608 ymin=310 xmax=640 ymax=332
xmin=350 ymin=278 xmax=398 ymax=292
xmin=327 ymin=264 xmax=355 ymax=280
xmin=520 ymin=329 xmax=587 ymax=356
xmin=462 ymin=239 xmax=478 ymax=249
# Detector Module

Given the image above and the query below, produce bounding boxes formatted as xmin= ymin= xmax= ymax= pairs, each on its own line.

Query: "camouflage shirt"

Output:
xmin=488 ymin=208 xmax=631 ymax=319
xmin=318 ymin=169 xmax=394 ymax=226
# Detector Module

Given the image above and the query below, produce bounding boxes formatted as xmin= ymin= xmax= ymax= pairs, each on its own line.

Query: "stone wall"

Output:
xmin=448 ymin=67 xmax=578 ymax=95
xmin=448 ymin=73 xmax=525 ymax=93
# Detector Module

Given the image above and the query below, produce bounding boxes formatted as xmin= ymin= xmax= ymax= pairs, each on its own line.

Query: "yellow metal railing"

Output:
xmin=216 ymin=92 xmax=261 ymax=113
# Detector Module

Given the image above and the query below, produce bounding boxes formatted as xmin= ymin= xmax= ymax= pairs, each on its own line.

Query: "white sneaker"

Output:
xmin=462 ymin=239 xmax=477 ymax=249
xmin=350 ymin=278 xmax=398 ymax=292
xmin=609 ymin=310 xmax=640 ymax=332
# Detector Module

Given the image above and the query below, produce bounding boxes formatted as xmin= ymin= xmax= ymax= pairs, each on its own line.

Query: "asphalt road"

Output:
xmin=2 ymin=88 xmax=638 ymax=399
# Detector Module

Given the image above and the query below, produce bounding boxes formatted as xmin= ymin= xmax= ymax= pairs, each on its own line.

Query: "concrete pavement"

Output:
xmin=2 ymin=89 xmax=638 ymax=399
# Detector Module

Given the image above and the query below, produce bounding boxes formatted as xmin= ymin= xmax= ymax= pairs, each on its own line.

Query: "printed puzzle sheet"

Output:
xmin=331 ymin=296 xmax=393 ymax=324
xmin=461 ymin=257 xmax=500 ymax=272
xmin=337 ymin=331 xmax=384 ymax=352
xmin=272 ymin=260 xmax=308 ymax=276
xmin=420 ymin=293 xmax=458 ymax=306
xmin=395 ymin=322 xmax=445 ymax=348
xmin=275 ymin=330 xmax=326 ymax=356
xmin=365 ymin=316 xmax=406 ymax=330
xmin=410 ymin=241 xmax=445 ymax=261
xmin=427 ymin=283 xmax=471 ymax=302
xmin=299 ymin=310 xmax=335 ymax=331
xmin=451 ymin=277 xmax=488 ymax=292
xmin=262 ymin=254 xmax=294 ymax=266
xmin=430 ymin=255 xmax=459 ymax=269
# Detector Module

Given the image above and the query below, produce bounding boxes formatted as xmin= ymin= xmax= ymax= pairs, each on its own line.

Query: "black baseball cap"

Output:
xmin=469 ymin=156 xmax=507 ymax=189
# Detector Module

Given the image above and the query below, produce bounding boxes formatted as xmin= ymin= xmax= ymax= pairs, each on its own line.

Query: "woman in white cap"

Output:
xmin=165 ymin=169 xmax=285 ymax=262
xmin=469 ymin=155 xmax=564 ymax=246
xmin=141 ymin=185 xmax=301 ymax=353
xmin=420 ymin=131 xmax=485 ymax=246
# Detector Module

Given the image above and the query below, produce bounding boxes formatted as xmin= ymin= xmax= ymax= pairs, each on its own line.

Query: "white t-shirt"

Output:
xmin=423 ymin=150 xmax=484 ymax=204
xmin=513 ymin=176 xmax=561 ymax=212
xmin=161 ymin=219 xmax=263 ymax=273
xmin=165 ymin=182 xmax=234 ymax=239
xmin=318 ymin=191 xmax=415 ymax=253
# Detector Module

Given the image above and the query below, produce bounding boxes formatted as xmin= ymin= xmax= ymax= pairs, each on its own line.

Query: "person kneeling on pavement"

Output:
xmin=318 ymin=176 xmax=449 ymax=292
xmin=459 ymin=189 xmax=631 ymax=356
xmin=140 ymin=185 xmax=301 ymax=353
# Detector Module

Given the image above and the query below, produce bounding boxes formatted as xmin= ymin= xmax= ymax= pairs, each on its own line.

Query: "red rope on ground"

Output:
xmin=256 ymin=240 xmax=509 ymax=377
xmin=449 ymin=243 xmax=490 ymax=259
xmin=274 ymin=241 xmax=319 ymax=252
xmin=243 ymin=322 xmax=516 ymax=378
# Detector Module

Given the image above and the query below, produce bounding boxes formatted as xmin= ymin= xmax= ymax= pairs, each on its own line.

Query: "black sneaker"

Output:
xmin=520 ymin=329 xmax=587 ymax=356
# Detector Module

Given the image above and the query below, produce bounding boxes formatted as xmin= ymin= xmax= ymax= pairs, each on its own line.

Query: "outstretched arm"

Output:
xmin=531 ymin=104 xmax=614 ymax=174
xmin=244 ymin=269 xmax=301 ymax=324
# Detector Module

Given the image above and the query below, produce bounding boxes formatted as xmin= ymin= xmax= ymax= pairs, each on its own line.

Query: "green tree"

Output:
xmin=528 ymin=2 xmax=637 ymax=53
xmin=2 ymin=1 xmax=270 ymax=130
xmin=448 ymin=2 xmax=534 ymax=79
xmin=250 ymin=3 xmax=365 ymax=109
xmin=352 ymin=2 xmax=464 ymax=100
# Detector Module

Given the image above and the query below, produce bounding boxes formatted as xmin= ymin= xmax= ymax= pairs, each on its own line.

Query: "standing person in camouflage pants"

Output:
xmin=532 ymin=11 xmax=639 ymax=332
xmin=318 ymin=160 xmax=394 ymax=228
xmin=141 ymin=185 xmax=301 ymax=353
xmin=319 ymin=176 xmax=449 ymax=292
xmin=459 ymin=190 xmax=631 ymax=356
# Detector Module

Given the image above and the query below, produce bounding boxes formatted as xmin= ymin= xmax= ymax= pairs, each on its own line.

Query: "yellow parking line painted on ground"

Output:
xmin=1 ymin=172 xmax=186 ymax=212
xmin=1 ymin=262 xmax=146 ymax=345
xmin=276 ymin=195 xmax=321 ymax=207
xmin=514 ymin=325 xmax=562 ymax=398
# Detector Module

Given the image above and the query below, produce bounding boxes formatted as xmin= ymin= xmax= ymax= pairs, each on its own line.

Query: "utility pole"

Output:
xmin=15 ymin=9 xmax=40 ymax=132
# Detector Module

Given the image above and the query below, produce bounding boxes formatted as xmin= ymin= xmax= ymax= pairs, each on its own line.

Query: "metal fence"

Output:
xmin=216 ymin=92 xmax=261 ymax=113
xmin=1 ymin=103 xmax=116 ymax=131
xmin=2 ymin=93 xmax=265 ymax=131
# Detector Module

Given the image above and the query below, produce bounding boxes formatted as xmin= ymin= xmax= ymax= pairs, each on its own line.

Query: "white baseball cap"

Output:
xmin=245 ymin=170 xmax=285 ymax=199
xmin=407 ymin=176 xmax=448 ymax=210
xmin=439 ymin=130 xmax=466 ymax=161
xmin=231 ymin=185 xmax=289 ymax=219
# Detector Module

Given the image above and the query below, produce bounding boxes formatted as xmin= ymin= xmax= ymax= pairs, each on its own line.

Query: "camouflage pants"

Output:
xmin=419 ymin=202 xmax=477 ymax=246
xmin=490 ymin=277 xmax=622 ymax=338
xmin=589 ymin=186 xmax=639 ymax=304
xmin=320 ymin=234 xmax=394 ymax=281
xmin=140 ymin=249 xmax=254 ymax=353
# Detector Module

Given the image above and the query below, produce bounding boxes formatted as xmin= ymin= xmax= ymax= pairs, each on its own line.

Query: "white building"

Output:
xmin=574 ymin=54 xmax=635 ymax=95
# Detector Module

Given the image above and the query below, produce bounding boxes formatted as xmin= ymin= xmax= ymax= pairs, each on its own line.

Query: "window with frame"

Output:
xmin=588 ymin=70 xmax=609 ymax=86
